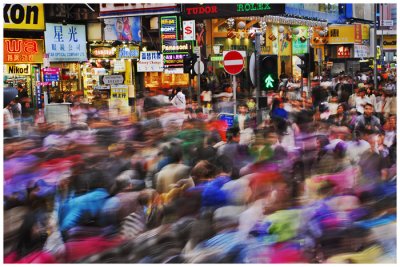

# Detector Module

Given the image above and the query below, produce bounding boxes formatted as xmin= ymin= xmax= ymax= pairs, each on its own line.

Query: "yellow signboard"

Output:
xmin=361 ymin=24 xmax=370 ymax=40
xmin=3 ymin=64 xmax=31 ymax=75
xmin=110 ymin=85 xmax=129 ymax=109
xmin=4 ymin=4 xmax=45 ymax=30
xmin=383 ymin=35 xmax=396 ymax=50
xmin=328 ymin=25 xmax=355 ymax=44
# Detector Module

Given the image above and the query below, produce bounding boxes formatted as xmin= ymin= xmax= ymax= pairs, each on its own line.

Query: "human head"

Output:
xmin=190 ymin=160 xmax=216 ymax=184
xmin=337 ymin=103 xmax=345 ymax=114
xmin=363 ymin=103 xmax=374 ymax=117
xmin=238 ymin=103 xmax=248 ymax=115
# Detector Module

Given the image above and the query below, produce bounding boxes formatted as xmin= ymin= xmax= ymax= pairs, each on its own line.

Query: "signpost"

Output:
xmin=223 ymin=50 xmax=245 ymax=115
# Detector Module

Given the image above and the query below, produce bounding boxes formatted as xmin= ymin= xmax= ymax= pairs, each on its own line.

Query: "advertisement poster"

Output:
xmin=44 ymin=23 xmax=87 ymax=62
xmin=104 ymin=17 xmax=141 ymax=42
xmin=278 ymin=26 xmax=292 ymax=56
xmin=271 ymin=25 xmax=279 ymax=55
xmin=292 ymin=26 xmax=309 ymax=55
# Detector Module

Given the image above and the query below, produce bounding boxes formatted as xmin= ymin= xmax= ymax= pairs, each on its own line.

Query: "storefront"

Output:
xmin=3 ymin=38 xmax=44 ymax=108
xmin=82 ymin=41 xmax=138 ymax=110
xmin=326 ymin=24 xmax=371 ymax=75
xmin=3 ymin=4 xmax=46 ymax=108
xmin=44 ymin=23 xmax=87 ymax=103
xmin=100 ymin=3 xmax=182 ymax=97
xmin=382 ymin=35 xmax=397 ymax=67
xmin=181 ymin=3 xmax=329 ymax=93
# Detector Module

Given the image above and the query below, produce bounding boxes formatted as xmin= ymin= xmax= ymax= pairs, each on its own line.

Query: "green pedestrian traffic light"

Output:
xmin=259 ymin=55 xmax=278 ymax=91
xmin=264 ymin=74 xmax=275 ymax=89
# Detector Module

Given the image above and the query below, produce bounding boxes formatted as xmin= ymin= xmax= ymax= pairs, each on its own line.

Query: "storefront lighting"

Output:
xmin=142 ymin=46 xmax=147 ymax=51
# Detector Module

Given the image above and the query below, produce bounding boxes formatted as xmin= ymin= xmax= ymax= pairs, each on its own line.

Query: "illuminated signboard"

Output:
xmin=337 ymin=46 xmax=351 ymax=58
xmin=90 ymin=46 xmax=116 ymax=58
xmin=4 ymin=38 xmax=44 ymax=63
xmin=160 ymin=16 xmax=178 ymax=40
xmin=117 ymin=45 xmax=140 ymax=59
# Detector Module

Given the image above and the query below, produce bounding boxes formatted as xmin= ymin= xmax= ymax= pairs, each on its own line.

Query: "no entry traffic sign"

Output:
xmin=223 ymin=50 xmax=244 ymax=75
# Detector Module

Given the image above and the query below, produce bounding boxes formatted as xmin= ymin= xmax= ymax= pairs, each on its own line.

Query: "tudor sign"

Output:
xmin=223 ymin=50 xmax=244 ymax=75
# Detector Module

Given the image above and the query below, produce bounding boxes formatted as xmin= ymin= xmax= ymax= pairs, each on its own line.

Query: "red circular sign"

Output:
xmin=223 ymin=50 xmax=244 ymax=75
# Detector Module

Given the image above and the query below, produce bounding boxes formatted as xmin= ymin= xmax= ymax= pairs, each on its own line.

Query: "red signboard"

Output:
xmin=337 ymin=46 xmax=351 ymax=58
xmin=223 ymin=50 xmax=244 ymax=75
xmin=4 ymin=38 xmax=44 ymax=63
xmin=354 ymin=24 xmax=362 ymax=44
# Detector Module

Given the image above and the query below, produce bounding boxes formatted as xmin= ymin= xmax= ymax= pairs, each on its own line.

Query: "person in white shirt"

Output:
xmin=354 ymin=88 xmax=371 ymax=115
xmin=200 ymin=88 xmax=212 ymax=113
xmin=171 ymin=87 xmax=186 ymax=110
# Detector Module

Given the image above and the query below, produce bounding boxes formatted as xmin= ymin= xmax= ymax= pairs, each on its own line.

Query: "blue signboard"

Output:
xmin=44 ymin=74 xmax=59 ymax=82
xmin=218 ymin=113 xmax=234 ymax=128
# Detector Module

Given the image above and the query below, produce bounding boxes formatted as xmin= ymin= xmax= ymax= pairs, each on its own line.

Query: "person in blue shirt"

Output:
xmin=58 ymin=169 xmax=110 ymax=240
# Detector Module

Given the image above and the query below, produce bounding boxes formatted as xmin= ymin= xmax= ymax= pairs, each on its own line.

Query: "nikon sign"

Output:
xmin=4 ymin=4 xmax=45 ymax=30
xmin=4 ymin=64 xmax=31 ymax=75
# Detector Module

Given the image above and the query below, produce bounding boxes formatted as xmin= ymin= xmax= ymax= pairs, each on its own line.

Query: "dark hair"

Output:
xmin=213 ymin=155 xmax=233 ymax=174
xmin=226 ymin=127 xmax=240 ymax=142
xmin=15 ymin=211 xmax=48 ymax=259
xmin=168 ymin=143 xmax=183 ymax=163
xmin=176 ymin=87 xmax=182 ymax=92
xmin=364 ymin=103 xmax=374 ymax=110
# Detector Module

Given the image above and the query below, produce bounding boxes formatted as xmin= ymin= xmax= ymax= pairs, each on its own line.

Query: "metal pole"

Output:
xmin=255 ymin=32 xmax=261 ymax=125
xmin=197 ymin=51 xmax=201 ymax=107
xmin=233 ymin=75 xmax=237 ymax=115
xmin=374 ymin=3 xmax=378 ymax=89
xmin=307 ymin=39 xmax=311 ymax=92
xmin=380 ymin=4 xmax=385 ymax=67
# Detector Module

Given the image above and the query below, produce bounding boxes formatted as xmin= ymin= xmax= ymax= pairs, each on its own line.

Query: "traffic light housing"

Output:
xmin=296 ymin=51 xmax=315 ymax=78
xmin=259 ymin=55 xmax=278 ymax=91
xmin=183 ymin=53 xmax=199 ymax=77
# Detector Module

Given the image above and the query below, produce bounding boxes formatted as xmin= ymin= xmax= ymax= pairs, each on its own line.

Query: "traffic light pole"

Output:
xmin=197 ymin=50 xmax=201 ymax=106
xmin=255 ymin=32 xmax=262 ymax=125
xmin=373 ymin=3 xmax=378 ymax=90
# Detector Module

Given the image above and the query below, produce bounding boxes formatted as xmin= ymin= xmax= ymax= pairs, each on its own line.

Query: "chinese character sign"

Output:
xmin=103 ymin=17 xmax=141 ymax=42
xmin=110 ymin=85 xmax=129 ymax=109
xmin=44 ymin=23 xmax=87 ymax=62
xmin=137 ymin=51 xmax=163 ymax=72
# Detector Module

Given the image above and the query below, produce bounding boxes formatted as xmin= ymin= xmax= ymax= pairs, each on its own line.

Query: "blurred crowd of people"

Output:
xmin=3 ymin=69 xmax=397 ymax=263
